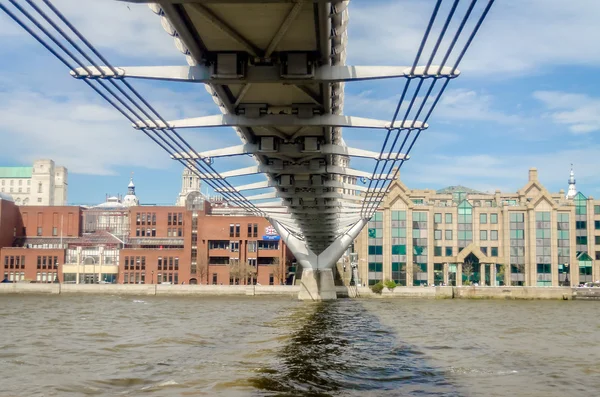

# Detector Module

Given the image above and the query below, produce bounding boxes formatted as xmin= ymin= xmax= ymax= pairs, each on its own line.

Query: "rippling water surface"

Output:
xmin=1 ymin=295 xmax=599 ymax=396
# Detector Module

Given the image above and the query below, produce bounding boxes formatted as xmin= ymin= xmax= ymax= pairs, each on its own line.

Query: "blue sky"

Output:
xmin=1 ymin=0 xmax=600 ymax=205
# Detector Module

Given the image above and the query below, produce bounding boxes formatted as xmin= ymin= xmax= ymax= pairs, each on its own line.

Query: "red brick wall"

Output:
xmin=19 ymin=206 xmax=81 ymax=238
xmin=1 ymin=247 xmax=65 ymax=282
xmin=0 ymin=199 xmax=21 ymax=248
xmin=198 ymin=214 xmax=287 ymax=285
xmin=119 ymin=248 xmax=189 ymax=284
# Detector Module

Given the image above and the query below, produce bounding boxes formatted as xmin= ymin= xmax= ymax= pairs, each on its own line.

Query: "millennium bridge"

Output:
xmin=1 ymin=0 xmax=494 ymax=299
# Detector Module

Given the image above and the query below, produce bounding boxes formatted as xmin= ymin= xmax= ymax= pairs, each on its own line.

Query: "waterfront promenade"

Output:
xmin=1 ymin=283 xmax=597 ymax=300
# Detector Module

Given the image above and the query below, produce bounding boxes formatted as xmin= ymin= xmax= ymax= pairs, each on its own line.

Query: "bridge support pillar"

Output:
xmin=269 ymin=218 xmax=368 ymax=301
xmin=298 ymin=268 xmax=336 ymax=301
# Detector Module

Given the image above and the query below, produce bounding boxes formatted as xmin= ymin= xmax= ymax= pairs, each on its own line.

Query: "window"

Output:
xmin=595 ymin=205 xmax=600 ymax=215
xmin=258 ymin=241 xmax=279 ymax=250
xmin=445 ymin=213 xmax=452 ymax=224
xmin=434 ymin=246 xmax=442 ymax=256
xmin=434 ymin=230 xmax=442 ymax=240
xmin=253 ymin=224 xmax=258 ymax=238
xmin=481 ymin=247 xmax=488 ymax=255
xmin=230 ymin=241 xmax=239 ymax=252
xmin=445 ymin=230 xmax=452 ymax=240
xmin=52 ymin=227 xmax=57 ymax=236
xmin=37 ymin=227 xmax=42 ymax=236
xmin=445 ymin=247 xmax=452 ymax=256
xmin=490 ymin=214 xmax=498 ymax=224
xmin=229 ymin=224 xmax=234 ymax=238
xmin=491 ymin=247 xmax=498 ymax=257
xmin=576 ymin=236 xmax=588 ymax=245
xmin=480 ymin=230 xmax=488 ymax=240
xmin=576 ymin=221 xmax=587 ymax=230
xmin=480 ymin=213 xmax=487 ymax=224
xmin=490 ymin=230 xmax=498 ymax=240
xmin=595 ymin=236 xmax=600 ymax=245
xmin=38 ymin=183 xmax=42 ymax=193
xmin=167 ymin=213 xmax=172 ymax=225
xmin=37 ymin=198 xmax=42 ymax=203
xmin=595 ymin=221 xmax=600 ymax=230
xmin=235 ymin=224 xmax=240 ymax=237
xmin=248 ymin=241 xmax=257 ymax=252
xmin=178 ymin=213 xmax=183 ymax=226
xmin=434 ymin=213 xmax=442 ymax=224
xmin=212 ymin=273 xmax=218 ymax=285
xmin=247 ymin=223 xmax=252 ymax=237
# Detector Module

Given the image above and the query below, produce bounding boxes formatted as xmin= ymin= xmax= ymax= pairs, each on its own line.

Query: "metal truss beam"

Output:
xmin=171 ymin=143 xmax=409 ymax=161
xmin=71 ymin=65 xmax=459 ymax=83
xmin=133 ymin=114 xmax=427 ymax=130
xmin=201 ymin=164 xmax=395 ymax=179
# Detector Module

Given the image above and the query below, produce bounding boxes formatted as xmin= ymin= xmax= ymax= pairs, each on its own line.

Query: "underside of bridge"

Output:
xmin=132 ymin=0 xmax=404 ymax=300
xmin=3 ymin=0 xmax=494 ymax=300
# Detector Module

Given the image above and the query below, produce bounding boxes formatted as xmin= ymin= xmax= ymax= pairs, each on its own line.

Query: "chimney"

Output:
xmin=528 ymin=167 xmax=538 ymax=181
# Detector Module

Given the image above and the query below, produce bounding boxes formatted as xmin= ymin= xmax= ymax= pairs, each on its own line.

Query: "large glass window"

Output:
xmin=368 ymin=211 xmax=384 ymax=285
xmin=445 ymin=213 xmax=452 ymax=224
xmin=578 ymin=252 xmax=593 ymax=283
xmin=509 ymin=212 xmax=525 ymax=286
xmin=457 ymin=201 xmax=473 ymax=250
xmin=413 ymin=211 xmax=428 ymax=286
xmin=536 ymin=212 xmax=552 ymax=286
xmin=391 ymin=262 xmax=406 ymax=286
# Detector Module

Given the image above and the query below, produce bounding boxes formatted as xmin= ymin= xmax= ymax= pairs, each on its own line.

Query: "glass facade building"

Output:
xmin=355 ymin=168 xmax=600 ymax=287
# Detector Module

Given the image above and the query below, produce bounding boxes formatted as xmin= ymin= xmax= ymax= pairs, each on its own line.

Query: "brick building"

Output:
xmin=0 ymin=194 xmax=293 ymax=285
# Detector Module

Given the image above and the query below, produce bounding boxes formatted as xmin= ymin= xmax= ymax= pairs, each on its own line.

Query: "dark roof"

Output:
xmin=436 ymin=185 xmax=483 ymax=194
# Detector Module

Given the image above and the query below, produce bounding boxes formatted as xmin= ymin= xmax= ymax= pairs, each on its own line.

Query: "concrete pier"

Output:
xmin=298 ymin=269 xmax=337 ymax=301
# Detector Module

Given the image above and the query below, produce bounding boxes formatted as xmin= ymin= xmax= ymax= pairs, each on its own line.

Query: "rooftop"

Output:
xmin=0 ymin=167 xmax=33 ymax=179
xmin=436 ymin=185 xmax=484 ymax=195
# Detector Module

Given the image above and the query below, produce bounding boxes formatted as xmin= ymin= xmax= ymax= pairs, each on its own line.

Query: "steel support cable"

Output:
xmin=362 ymin=78 xmax=441 ymax=217
xmin=38 ymin=0 xmax=252 ymax=208
xmin=14 ymin=1 xmax=263 ymax=215
xmin=358 ymin=79 xmax=414 ymax=216
xmin=362 ymin=0 xmax=495 ymax=219
xmin=38 ymin=0 xmax=262 ymax=214
xmin=361 ymin=77 xmax=428 ymax=217
xmin=1 ymin=2 xmax=263 ymax=217
xmin=359 ymin=0 xmax=445 ymax=217
xmin=36 ymin=0 xmax=262 ymax=214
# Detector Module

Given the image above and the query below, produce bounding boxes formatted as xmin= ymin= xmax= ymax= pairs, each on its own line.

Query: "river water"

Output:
xmin=0 ymin=295 xmax=599 ymax=396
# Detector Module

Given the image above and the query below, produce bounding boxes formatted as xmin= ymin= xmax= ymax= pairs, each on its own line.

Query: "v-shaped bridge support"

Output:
xmin=269 ymin=218 xmax=368 ymax=301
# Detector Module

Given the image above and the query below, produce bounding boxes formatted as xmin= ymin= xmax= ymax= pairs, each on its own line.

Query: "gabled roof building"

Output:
xmin=355 ymin=167 xmax=599 ymax=287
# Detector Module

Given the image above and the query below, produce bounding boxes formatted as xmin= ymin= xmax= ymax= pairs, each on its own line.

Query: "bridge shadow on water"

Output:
xmin=249 ymin=300 xmax=460 ymax=396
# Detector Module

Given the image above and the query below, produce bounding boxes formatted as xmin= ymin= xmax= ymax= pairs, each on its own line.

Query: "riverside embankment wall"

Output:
xmin=0 ymin=283 xmax=594 ymax=300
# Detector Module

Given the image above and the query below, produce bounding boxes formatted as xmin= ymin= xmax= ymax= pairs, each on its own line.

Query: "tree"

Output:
xmin=462 ymin=261 xmax=474 ymax=285
xmin=496 ymin=264 xmax=505 ymax=286
xmin=197 ymin=256 xmax=208 ymax=285
xmin=271 ymin=257 xmax=283 ymax=285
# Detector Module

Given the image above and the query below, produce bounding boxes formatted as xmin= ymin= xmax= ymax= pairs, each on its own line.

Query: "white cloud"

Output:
xmin=403 ymin=146 xmax=600 ymax=194
xmin=344 ymin=87 xmax=520 ymax=125
xmin=348 ymin=0 xmax=600 ymax=76
xmin=0 ymin=0 xmax=181 ymax=61
xmin=533 ymin=91 xmax=600 ymax=134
